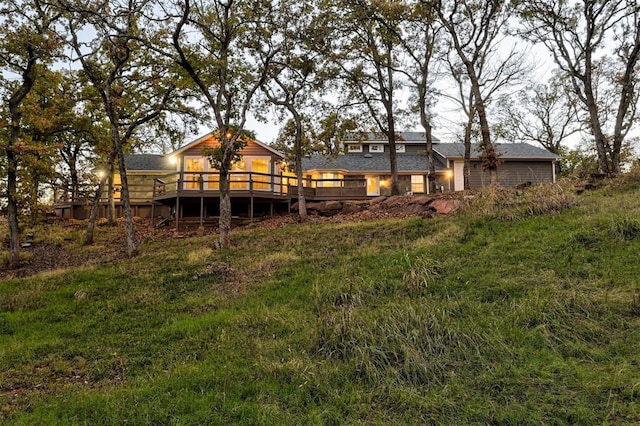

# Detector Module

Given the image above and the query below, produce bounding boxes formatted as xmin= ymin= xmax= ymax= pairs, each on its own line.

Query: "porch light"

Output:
xmin=96 ymin=170 xmax=105 ymax=179
xmin=445 ymin=170 xmax=453 ymax=179
xmin=168 ymin=156 xmax=178 ymax=165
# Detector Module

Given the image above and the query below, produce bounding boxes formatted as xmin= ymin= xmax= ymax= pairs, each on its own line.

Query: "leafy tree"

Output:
xmin=517 ymin=0 xmax=640 ymax=174
xmin=261 ymin=0 xmax=333 ymax=220
xmin=60 ymin=0 xmax=182 ymax=254
xmin=320 ymin=0 xmax=410 ymax=195
xmin=399 ymin=2 xmax=442 ymax=194
xmin=148 ymin=0 xmax=279 ymax=248
xmin=0 ymin=0 xmax=62 ymax=268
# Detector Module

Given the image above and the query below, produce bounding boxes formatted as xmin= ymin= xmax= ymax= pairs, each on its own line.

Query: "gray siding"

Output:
xmin=468 ymin=161 xmax=554 ymax=189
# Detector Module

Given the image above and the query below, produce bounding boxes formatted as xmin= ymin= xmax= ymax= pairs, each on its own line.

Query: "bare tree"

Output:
xmin=518 ymin=0 xmax=640 ymax=174
xmin=321 ymin=0 xmax=410 ymax=195
xmin=435 ymin=0 xmax=528 ymax=185
xmin=495 ymin=74 xmax=584 ymax=158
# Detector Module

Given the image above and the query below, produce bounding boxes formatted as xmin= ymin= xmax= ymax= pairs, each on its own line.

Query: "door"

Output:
xmin=366 ymin=175 xmax=380 ymax=196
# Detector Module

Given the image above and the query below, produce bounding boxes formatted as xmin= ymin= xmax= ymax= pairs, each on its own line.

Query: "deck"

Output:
xmin=53 ymin=172 xmax=368 ymax=223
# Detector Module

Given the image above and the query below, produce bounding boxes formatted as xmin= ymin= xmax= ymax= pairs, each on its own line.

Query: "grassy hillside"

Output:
xmin=1 ymin=177 xmax=640 ymax=424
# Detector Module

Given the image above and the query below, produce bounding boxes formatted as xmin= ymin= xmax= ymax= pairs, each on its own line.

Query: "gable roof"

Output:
xmin=344 ymin=131 xmax=441 ymax=144
xmin=171 ymin=131 xmax=285 ymax=158
xmin=434 ymin=143 xmax=559 ymax=160
xmin=124 ymin=154 xmax=172 ymax=171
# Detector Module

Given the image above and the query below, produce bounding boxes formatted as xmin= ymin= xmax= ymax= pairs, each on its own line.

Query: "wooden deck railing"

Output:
xmin=153 ymin=172 xmax=367 ymax=200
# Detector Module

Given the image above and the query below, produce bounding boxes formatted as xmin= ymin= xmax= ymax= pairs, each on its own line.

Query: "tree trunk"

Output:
xmin=115 ymin=146 xmax=137 ymax=257
xmin=218 ymin=170 xmax=232 ymax=248
xmin=6 ymin=147 xmax=21 ymax=269
xmin=419 ymin=93 xmax=437 ymax=194
xmin=293 ymin=112 xmax=307 ymax=220
xmin=85 ymin=151 xmax=116 ymax=245
xmin=85 ymin=174 xmax=107 ymax=245
xmin=107 ymin=160 xmax=115 ymax=225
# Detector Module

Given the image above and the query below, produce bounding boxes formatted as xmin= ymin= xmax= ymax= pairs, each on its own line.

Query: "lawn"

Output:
xmin=1 ymin=177 xmax=640 ymax=424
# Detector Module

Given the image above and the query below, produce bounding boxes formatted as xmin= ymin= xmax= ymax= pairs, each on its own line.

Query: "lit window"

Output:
xmin=411 ymin=175 xmax=424 ymax=193
xmin=347 ymin=144 xmax=363 ymax=153
xmin=396 ymin=144 xmax=406 ymax=153
xmin=369 ymin=144 xmax=384 ymax=153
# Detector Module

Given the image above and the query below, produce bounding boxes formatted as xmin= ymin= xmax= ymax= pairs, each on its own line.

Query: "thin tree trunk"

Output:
xmin=85 ymin=151 xmax=116 ymax=245
xmin=107 ymin=160 xmax=115 ymax=224
xmin=115 ymin=144 xmax=137 ymax=257
xmin=218 ymin=170 xmax=231 ymax=248
xmin=293 ymin=112 xmax=307 ymax=220
xmin=6 ymin=148 xmax=21 ymax=269
xmin=85 ymin=174 xmax=107 ymax=245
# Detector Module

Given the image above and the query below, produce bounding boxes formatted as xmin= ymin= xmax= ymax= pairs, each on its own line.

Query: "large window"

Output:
xmin=184 ymin=157 xmax=204 ymax=189
xmin=411 ymin=175 xmax=425 ymax=193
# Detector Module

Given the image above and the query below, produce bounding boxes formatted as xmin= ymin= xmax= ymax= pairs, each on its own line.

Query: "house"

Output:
xmin=302 ymin=132 xmax=559 ymax=195
xmin=53 ymin=131 xmax=559 ymax=224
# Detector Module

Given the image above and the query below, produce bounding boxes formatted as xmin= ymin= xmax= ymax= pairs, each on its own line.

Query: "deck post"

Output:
xmin=199 ymin=196 xmax=204 ymax=232
xmin=175 ymin=196 xmax=180 ymax=232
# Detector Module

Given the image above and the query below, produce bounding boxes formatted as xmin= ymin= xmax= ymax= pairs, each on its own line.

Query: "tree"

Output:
xmin=435 ymin=0 xmax=528 ymax=185
xmin=494 ymin=74 xmax=584 ymax=161
xmin=320 ymin=0 xmax=410 ymax=195
xmin=0 ymin=0 xmax=62 ymax=268
xmin=60 ymin=0 xmax=181 ymax=255
xmin=261 ymin=0 xmax=333 ymax=220
xmin=518 ymin=0 xmax=640 ymax=174
xmin=149 ymin=0 xmax=279 ymax=248
xmin=399 ymin=2 xmax=442 ymax=194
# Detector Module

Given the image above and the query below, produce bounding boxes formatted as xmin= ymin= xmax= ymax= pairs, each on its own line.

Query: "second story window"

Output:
xmin=347 ymin=144 xmax=363 ymax=153
xmin=369 ymin=144 xmax=384 ymax=153
xmin=396 ymin=144 xmax=406 ymax=153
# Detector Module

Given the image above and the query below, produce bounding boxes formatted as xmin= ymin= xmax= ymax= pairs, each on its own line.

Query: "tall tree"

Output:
xmin=518 ymin=0 xmax=640 ymax=174
xmin=435 ymin=0 xmax=527 ymax=185
xmin=397 ymin=2 xmax=442 ymax=193
xmin=321 ymin=0 xmax=409 ymax=195
xmin=149 ymin=0 xmax=279 ymax=248
xmin=0 ymin=0 xmax=61 ymax=268
xmin=60 ymin=0 xmax=180 ymax=256
xmin=261 ymin=0 xmax=333 ymax=220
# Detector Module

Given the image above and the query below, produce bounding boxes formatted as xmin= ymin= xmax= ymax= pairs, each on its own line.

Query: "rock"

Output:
xmin=429 ymin=199 xmax=460 ymax=215
xmin=369 ymin=196 xmax=386 ymax=205
xmin=412 ymin=196 xmax=434 ymax=206
xmin=323 ymin=200 xmax=343 ymax=211
xmin=382 ymin=195 xmax=404 ymax=208
xmin=342 ymin=201 xmax=364 ymax=214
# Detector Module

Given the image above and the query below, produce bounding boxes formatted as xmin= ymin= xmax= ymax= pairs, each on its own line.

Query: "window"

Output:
xmin=396 ymin=144 xmax=406 ymax=153
xmin=369 ymin=144 xmax=384 ymax=153
xmin=184 ymin=157 xmax=204 ymax=189
xmin=347 ymin=144 xmax=363 ymax=153
xmin=411 ymin=175 xmax=425 ymax=193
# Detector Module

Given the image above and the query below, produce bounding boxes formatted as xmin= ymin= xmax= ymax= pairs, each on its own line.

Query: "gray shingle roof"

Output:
xmin=303 ymin=142 xmax=557 ymax=173
xmin=302 ymin=153 xmax=448 ymax=173
xmin=344 ymin=131 xmax=441 ymax=143
xmin=124 ymin=154 xmax=173 ymax=171
xmin=434 ymin=143 xmax=559 ymax=160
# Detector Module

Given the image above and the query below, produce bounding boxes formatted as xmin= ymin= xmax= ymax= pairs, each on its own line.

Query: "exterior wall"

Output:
xmin=360 ymin=143 xmax=425 ymax=155
xmin=468 ymin=160 xmax=554 ymax=189
xmin=181 ymin=137 xmax=280 ymax=162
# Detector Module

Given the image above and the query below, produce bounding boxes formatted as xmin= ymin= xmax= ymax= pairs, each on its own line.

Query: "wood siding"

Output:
xmin=182 ymin=137 xmax=280 ymax=161
xmin=468 ymin=161 xmax=554 ymax=189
